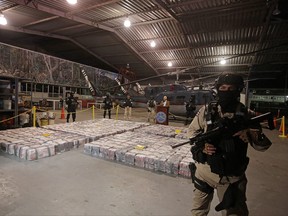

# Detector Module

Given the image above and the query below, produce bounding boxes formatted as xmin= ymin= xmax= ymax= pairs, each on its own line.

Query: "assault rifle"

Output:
xmin=171 ymin=112 xmax=275 ymax=149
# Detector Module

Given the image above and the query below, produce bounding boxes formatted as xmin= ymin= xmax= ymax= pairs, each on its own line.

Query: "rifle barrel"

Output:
xmin=171 ymin=140 xmax=190 ymax=149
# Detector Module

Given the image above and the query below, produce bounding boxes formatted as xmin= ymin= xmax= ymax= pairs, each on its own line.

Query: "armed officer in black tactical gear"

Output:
xmin=187 ymin=73 xmax=272 ymax=216
xmin=103 ymin=93 xmax=113 ymax=119
xmin=123 ymin=94 xmax=133 ymax=120
xmin=66 ymin=92 xmax=78 ymax=123
xmin=185 ymin=95 xmax=196 ymax=125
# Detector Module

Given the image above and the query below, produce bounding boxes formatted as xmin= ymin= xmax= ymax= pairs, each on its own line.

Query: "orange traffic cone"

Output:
xmin=60 ymin=106 xmax=65 ymax=119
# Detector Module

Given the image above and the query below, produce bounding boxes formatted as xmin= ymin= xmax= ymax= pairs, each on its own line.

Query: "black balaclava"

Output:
xmin=216 ymin=74 xmax=243 ymax=112
xmin=217 ymin=90 xmax=240 ymax=112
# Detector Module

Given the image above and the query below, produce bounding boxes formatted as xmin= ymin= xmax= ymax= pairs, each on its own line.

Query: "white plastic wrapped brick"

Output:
xmin=164 ymin=154 xmax=185 ymax=175
xmin=135 ymin=154 xmax=146 ymax=168
xmin=145 ymin=155 xmax=157 ymax=170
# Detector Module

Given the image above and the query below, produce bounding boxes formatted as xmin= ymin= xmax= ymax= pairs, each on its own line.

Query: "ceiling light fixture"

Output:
xmin=0 ymin=14 xmax=7 ymax=25
xmin=220 ymin=58 xmax=226 ymax=65
xmin=124 ymin=18 xmax=131 ymax=28
xmin=150 ymin=41 xmax=156 ymax=48
xmin=168 ymin=62 xmax=172 ymax=67
xmin=67 ymin=0 xmax=77 ymax=5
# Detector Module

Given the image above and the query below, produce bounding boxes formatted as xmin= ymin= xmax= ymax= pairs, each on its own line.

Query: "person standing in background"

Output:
xmin=123 ymin=94 xmax=133 ymax=120
xmin=185 ymin=95 xmax=196 ymax=125
xmin=147 ymin=96 xmax=157 ymax=123
xmin=66 ymin=92 xmax=78 ymax=123
xmin=59 ymin=96 xmax=64 ymax=109
xmin=103 ymin=93 xmax=113 ymax=119
xmin=160 ymin=95 xmax=170 ymax=108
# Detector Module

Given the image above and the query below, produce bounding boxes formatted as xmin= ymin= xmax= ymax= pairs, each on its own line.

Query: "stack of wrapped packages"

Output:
xmin=0 ymin=119 xmax=149 ymax=161
xmin=0 ymin=119 xmax=194 ymax=177
xmin=84 ymin=124 xmax=194 ymax=178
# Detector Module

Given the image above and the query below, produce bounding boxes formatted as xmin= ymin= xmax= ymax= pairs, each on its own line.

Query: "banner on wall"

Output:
xmin=0 ymin=42 xmax=118 ymax=91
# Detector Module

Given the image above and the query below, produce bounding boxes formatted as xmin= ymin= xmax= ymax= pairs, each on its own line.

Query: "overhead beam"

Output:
xmin=7 ymin=0 xmax=161 ymax=78
xmin=67 ymin=0 xmax=121 ymax=15
xmin=157 ymin=41 xmax=288 ymax=78
xmin=49 ymin=24 xmax=86 ymax=33
xmin=136 ymin=38 xmax=264 ymax=53
xmin=1 ymin=3 xmax=19 ymax=12
xmin=177 ymin=0 xmax=265 ymax=19
xmin=0 ymin=24 xmax=70 ymax=40
xmin=69 ymin=38 xmax=118 ymax=71
xmin=248 ymin=0 xmax=278 ymax=78
xmin=8 ymin=0 xmax=114 ymax=32
xmin=101 ymin=53 xmax=132 ymax=58
xmin=138 ymin=38 xmax=288 ymax=55
xmin=154 ymin=0 xmax=191 ymax=52
xmin=155 ymin=64 xmax=251 ymax=70
xmin=113 ymin=17 xmax=174 ymax=29
xmin=21 ymin=16 xmax=59 ymax=27
xmin=113 ymin=33 xmax=162 ymax=77
xmin=0 ymin=24 xmax=118 ymax=71
xmin=97 ymin=6 xmax=162 ymax=24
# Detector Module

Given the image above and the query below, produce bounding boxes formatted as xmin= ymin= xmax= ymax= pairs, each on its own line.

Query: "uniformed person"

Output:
xmin=147 ymin=96 xmax=157 ymax=122
xmin=185 ymin=95 xmax=196 ymax=125
xmin=66 ymin=92 xmax=78 ymax=123
xmin=187 ymin=73 xmax=272 ymax=216
xmin=103 ymin=93 xmax=113 ymax=119
xmin=123 ymin=94 xmax=133 ymax=120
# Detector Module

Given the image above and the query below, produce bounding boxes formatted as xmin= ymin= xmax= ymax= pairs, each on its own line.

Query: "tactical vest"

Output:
xmin=124 ymin=98 xmax=132 ymax=107
xmin=204 ymin=102 xmax=250 ymax=177
xmin=104 ymin=98 xmax=113 ymax=109
xmin=148 ymin=100 xmax=155 ymax=108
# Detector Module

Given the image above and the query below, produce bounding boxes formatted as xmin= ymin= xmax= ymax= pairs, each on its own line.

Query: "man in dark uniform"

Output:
xmin=185 ymin=95 xmax=196 ymax=125
xmin=187 ymin=73 xmax=272 ymax=215
xmin=147 ymin=96 xmax=157 ymax=122
xmin=123 ymin=94 xmax=133 ymax=120
xmin=103 ymin=93 xmax=113 ymax=119
xmin=66 ymin=92 xmax=78 ymax=123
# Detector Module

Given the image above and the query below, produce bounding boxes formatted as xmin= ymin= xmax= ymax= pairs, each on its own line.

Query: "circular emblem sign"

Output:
xmin=156 ymin=111 xmax=167 ymax=124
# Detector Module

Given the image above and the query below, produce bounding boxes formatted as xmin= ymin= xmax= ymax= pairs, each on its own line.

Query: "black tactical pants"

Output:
xmin=67 ymin=111 xmax=76 ymax=122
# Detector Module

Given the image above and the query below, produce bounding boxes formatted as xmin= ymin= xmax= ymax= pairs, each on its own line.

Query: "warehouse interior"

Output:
xmin=0 ymin=0 xmax=288 ymax=87
xmin=0 ymin=110 xmax=287 ymax=216
xmin=1 ymin=1 xmax=288 ymax=216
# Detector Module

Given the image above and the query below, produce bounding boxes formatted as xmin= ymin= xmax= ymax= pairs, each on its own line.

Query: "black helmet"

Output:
xmin=215 ymin=73 xmax=244 ymax=91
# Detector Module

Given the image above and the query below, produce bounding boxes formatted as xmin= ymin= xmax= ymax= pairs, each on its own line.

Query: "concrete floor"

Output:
xmin=0 ymin=107 xmax=288 ymax=216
